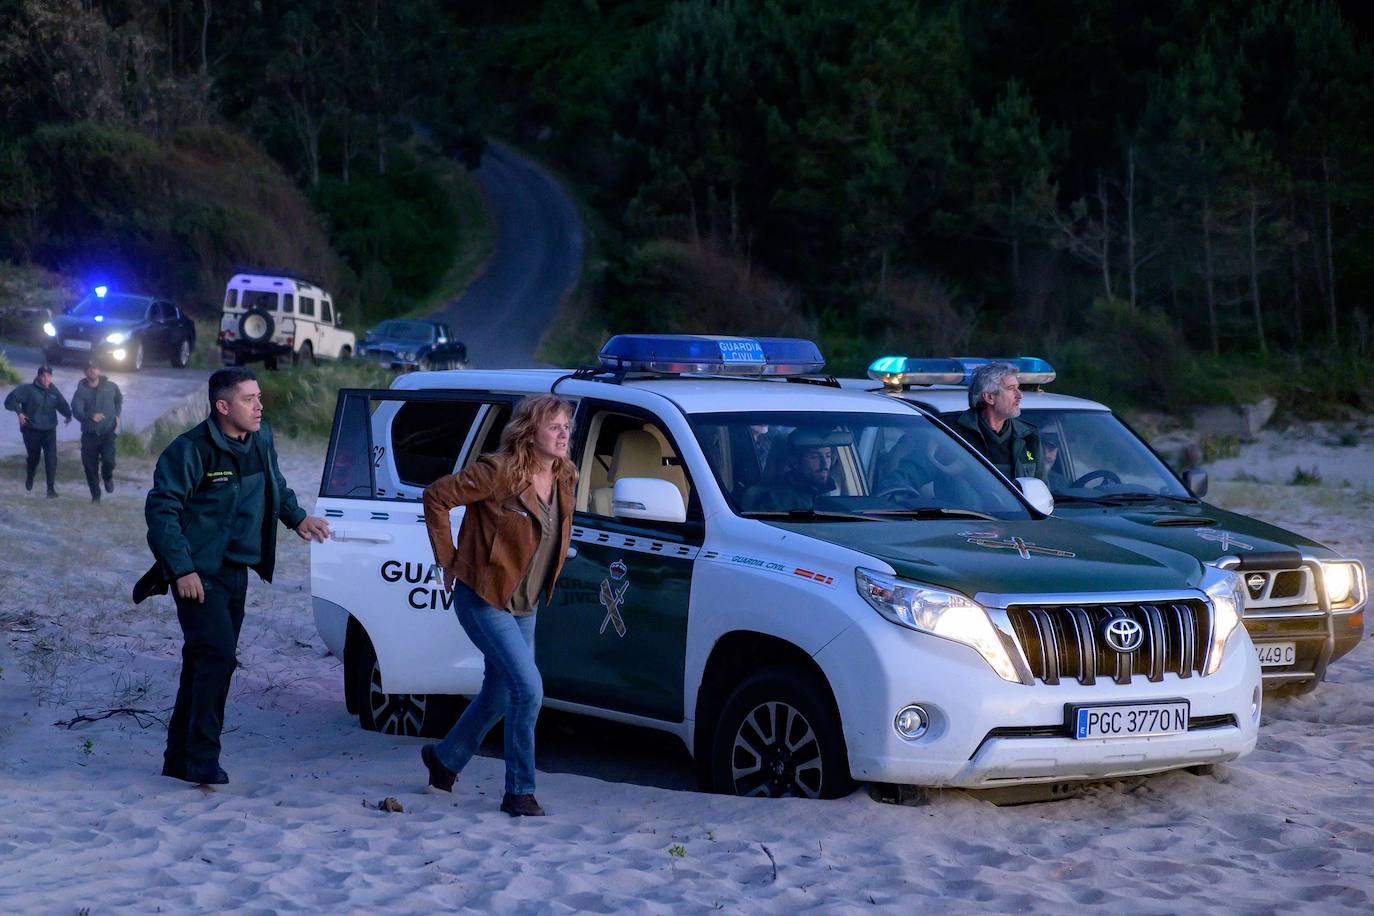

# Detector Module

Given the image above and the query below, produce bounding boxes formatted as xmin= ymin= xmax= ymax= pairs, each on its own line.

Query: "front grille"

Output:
xmin=1270 ymin=571 xmax=1303 ymax=600
xmin=1006 ymin=601 xmax=1211 ymax=685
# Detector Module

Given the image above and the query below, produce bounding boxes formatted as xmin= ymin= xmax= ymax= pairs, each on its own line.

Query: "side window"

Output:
xmin=322 ymin=393 xmax=374 ymax=498
xmin=223 ymin=289 xmax=236 ymax=309
xmin=321 ymin=299 xmax=333 ymax=323
xmin=282 ymin=294 xmax=295 ymax=314
xmin=578 ymin=410 xmax=696 ymax=521
xmin=149 ymin=302 xmax=166 ymax=321
xmin=391 ymin=400 xmax=482 ymax=490
xmin=299 ymin=296 xmax=316 ymax=318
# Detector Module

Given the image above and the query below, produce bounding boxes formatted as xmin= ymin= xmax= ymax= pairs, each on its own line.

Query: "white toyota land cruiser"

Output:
xmin=311 ymin=335 xmax=1261 ymax=798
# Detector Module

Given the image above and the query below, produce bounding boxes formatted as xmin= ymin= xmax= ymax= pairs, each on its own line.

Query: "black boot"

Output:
xmin=421 ymin=744 xmax=457 ymax=792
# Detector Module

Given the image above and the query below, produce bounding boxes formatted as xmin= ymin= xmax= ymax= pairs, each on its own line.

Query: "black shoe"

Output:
xmin=161 ymin=760 xmax=228 ymax=784
xmin=500 ymin=793 xmax=545 ymax=817
xmin=421 ymin=744 xmax=457 ymax=792
xmin=104 ymin=478 xmax=114 ymax=493
xmin=46 ymin=489 xmax=58 ymax=499
xmin=184 ymin=765 xmax=230 ymax=786
xmin=91 ymin=492 xmax=101 ymax=502
xmin=24 ymin=476 xmax=33 ymax=492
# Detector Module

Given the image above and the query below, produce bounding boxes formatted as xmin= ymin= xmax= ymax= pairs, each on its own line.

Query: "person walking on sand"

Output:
xmin=4 ymin=364 xmax=72 ymax=497
xmin=71 ymin=359 xmax=123 ymax=502
xmin=419 ymin=394 xmax=576 ymax=817
xmin=133 ymin=367 xmax=331 ymax=786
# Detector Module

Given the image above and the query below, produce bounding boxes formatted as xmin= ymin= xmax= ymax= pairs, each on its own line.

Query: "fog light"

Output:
xmin=894 ymin=704 xmax=929 ymax=740
xmin=112 ymin=348 xmax=127 ymax=361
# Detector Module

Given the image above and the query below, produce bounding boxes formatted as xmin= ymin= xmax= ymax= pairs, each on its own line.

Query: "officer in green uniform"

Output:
xmin=4 ymin=364 xmax=72 ymax=497
xmin=951 ymin=362 xmax=1045 ymax=481
xmin=71 ymin=359 xmax=123 ymax=502
xmin=742 ymin=427 xmax=851 ymax=512
xmin=134 ymin=367 xmax=331 ymax=785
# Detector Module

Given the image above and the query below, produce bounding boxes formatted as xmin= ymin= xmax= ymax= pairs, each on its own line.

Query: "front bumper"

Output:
xmin=815 ymin=615 xmax=1261 ymax=788
xmin=45 ymin=338 xmax=138 ymax=365
xmin=358 ymin=349 xmax=421 ymax=371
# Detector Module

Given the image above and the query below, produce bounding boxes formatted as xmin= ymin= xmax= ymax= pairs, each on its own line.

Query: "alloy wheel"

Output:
xmin=729 ymin=700 xmax=824 ymax=798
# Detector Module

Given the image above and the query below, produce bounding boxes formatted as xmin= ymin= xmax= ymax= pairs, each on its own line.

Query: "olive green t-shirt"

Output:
xmin=508 ymin=485 xmax=561 ymax=616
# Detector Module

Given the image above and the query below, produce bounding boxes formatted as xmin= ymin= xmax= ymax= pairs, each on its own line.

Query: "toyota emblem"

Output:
xmin=1103 ymin=618 xmax=1144 ymax=653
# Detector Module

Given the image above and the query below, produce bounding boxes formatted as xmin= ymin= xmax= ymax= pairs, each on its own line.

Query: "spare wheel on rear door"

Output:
xmin=239 ymin=308 xmax=275 ymax=343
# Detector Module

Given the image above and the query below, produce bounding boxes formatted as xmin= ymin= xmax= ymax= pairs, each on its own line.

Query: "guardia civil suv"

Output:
xmin=311 ymin=336 xmax=1261 ymax=799
xmin=852 ymin=356 xmax=1367 ymax=695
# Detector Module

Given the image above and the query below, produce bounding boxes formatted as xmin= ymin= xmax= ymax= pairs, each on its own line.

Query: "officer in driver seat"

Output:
xmin=742 ymin=427 xmax=849 ymax=512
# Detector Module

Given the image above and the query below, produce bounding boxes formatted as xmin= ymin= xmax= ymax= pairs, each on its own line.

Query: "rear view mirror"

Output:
xmin=612 ymin=478 xmax=686 ymax=524
xmin=1016 ymin=477 xmax=1055 ymax=515
xmin=1182 ymin=468 xmax=1209 ymax=498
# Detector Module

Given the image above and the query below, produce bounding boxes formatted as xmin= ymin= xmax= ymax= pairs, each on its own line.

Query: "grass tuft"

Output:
xmin=256 ymin=360 xmax=394 ymax=441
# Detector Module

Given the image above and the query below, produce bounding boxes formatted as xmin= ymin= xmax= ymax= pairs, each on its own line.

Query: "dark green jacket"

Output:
xmin=4 ymin=381 xmax=72 ymax=431
xmin=952 ymin=409 xmax=1045 ymax=481
xmin=135 ymin=418 xmax=306 ymax=600
xmin=71 ymin=377 xmax=123 ymax=437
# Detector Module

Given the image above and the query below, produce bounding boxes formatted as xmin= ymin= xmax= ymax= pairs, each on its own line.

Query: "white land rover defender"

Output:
xmin=311 ymin=335 xmax=1261 ymax=798
xmin=218 ymin=272 xmax=356 ymax=369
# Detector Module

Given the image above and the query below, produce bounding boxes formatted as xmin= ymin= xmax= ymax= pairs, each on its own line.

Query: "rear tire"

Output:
xmin=171 ymin=337 xmax=191 ymax=368
xmin=709 ymin=666 xmax=854 ymax=799
xmin=346 ymin=629 xmax=457 ymax=737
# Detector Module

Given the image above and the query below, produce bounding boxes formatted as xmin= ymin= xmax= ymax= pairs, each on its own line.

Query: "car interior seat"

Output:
xmin=590 ymin=428 xmax=688 ymax=516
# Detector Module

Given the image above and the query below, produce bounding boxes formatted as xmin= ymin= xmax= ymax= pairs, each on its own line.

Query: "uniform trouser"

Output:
xmin=164 ymin=564 xmax=248 ymax=777
xmin=80 ymin=431 xmax=116 ymax=497
xmin=20 ymin=427 xmax=57 ymax=491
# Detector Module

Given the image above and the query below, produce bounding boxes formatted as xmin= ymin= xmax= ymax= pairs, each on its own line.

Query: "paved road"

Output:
xmin=428 ymin=141 xmax=584 ymax=368
xmin=0 ymin=344 xmax=208 ymax=460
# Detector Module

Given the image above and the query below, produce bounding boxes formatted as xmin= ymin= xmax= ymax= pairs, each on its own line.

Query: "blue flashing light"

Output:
xmin=599 ymin=334 xmax=825 ymax=376
xmin=94 ymin=315 xmax=104 ymax=322
xmin=868 ymin=355 xmax=1056 ymax=389
xmin=94 ymin=285 xmax=108 ymax=298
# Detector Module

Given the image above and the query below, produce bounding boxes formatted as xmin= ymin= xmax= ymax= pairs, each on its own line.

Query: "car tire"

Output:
xmin=294 ymin=340 xmax=315 ymax=368
xmin=172 ymin=337 xmax=191 ymax=368
xmin=346 ymin=629 xmax=457 ymax=737
xmin=709 ymin=666 xmax=854 ymax=799
xmin=339 ymin=345 xmax=352 ymax=360
xmin=129 ymin=341 xmax=144 ymax=372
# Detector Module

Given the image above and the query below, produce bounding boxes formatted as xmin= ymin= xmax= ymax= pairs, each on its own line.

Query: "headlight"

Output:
xmin=1202 ymin=567 xmax=1243 ymax=675
xmin=43 ymin=322 xmax=57 ymax=337
xmin=1320 ymin=561 xmax=1366 ymax=608
xmin=401 ymin=351 xmax=415 ymax=361
xmin=855 ymin=568 xmax=1020 ymax=682
xmin=105 ymin=331 xmax=129 ymax=345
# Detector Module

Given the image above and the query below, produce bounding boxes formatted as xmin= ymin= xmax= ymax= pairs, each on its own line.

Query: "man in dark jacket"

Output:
xmin=135 ymin=367 xmax=330 ymax=785
xmin=951 ymin=362 xmax=1045 ymax=481
xmin=71 ymin=359 xmax=123 ymax=502
xmin=4 ymin=364 xmax=72 ymax=497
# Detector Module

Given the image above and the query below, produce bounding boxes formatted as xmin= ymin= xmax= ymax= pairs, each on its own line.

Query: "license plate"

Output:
xmin=1256 ymin=642 xmax=1296 ymax=667
xmin=65 ymin=339 xmax=92 ymax=350
xmin=1072 ymin=701 xmax=1189 ymax=739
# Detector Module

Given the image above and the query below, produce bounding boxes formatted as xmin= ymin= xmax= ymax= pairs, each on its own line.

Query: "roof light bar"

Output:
xmin=599 ymin=334 xmax=825 ymax=377
xmin=868 ymin=355 xmax=1057 ymax=389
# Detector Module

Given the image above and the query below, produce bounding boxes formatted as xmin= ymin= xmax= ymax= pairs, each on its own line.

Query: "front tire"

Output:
xmin=710 ymin=666 xmax=854 ymax=799
xmin=346 ymin=630 xmax=455 ymax=737
xmin=129 ymin=341 xmax=144 ymax=372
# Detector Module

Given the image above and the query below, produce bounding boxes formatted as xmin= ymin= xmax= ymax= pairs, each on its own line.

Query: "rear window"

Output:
xmin=242 ymin=291 xmax=279 ymax=312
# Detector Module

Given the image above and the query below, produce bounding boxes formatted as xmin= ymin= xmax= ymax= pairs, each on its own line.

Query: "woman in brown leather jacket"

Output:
xmin=418 ymin=394 xmax=576 ymax=816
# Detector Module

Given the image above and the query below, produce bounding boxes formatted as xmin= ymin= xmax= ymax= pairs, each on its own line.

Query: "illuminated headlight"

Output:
xmin=1202 ymin=567 xmax=1244 ymax=675
xmin=401 ymin=351 xmax=415 ymax=361
xmin=105 ymin=331 xmax=129 ymax=345
xmin=43 ymin=322 xmax=57 ymax=337
xmin=1320 ymin=561 xmax=1366 ymax=608
xmin=856 ymin=568 xmax=1019 ymax=682
xmin=111 ymin=348 xmax=127 ymax=361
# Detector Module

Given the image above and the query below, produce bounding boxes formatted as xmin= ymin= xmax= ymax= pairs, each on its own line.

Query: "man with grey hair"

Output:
xmin=951 ymin=362 xmax=1045 ymax=481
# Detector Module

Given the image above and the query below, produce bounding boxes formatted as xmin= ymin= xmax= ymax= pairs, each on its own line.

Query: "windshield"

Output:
xmin=688 ymin=410 xmax=1031 ymax=520
xmin=69 ymin=294 xmax=148 ymax=321
xmin=370 ymin=320 xmax=433 ymax=342
xmin=1019 ymin=409 xmax=1192 ymax=501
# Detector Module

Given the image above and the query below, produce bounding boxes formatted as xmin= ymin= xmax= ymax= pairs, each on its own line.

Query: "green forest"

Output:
xmin=2 ymin=0 xmax=1372 ymax=410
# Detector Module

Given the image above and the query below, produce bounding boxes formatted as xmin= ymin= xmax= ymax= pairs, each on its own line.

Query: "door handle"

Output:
xmin=332 ymin=529 xmax=393 ymax=544
xmin=565 ymin=546 xmax=578 ymax=560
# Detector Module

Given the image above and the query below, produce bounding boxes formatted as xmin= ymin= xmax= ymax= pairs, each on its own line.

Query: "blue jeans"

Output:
xmin=434 ymin=582 xmax=542 ymax=795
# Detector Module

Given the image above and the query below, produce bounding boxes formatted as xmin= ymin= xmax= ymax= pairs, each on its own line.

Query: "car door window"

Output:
xmin=577 ymin=408 xmax=697 ymax=522
xmin=321 ymin=299 xmax=333 ymax=324
xmin=282 ymin=294 xmax=294 ymax=314
xmin=299 ymin=296 xmax=315 ymax=318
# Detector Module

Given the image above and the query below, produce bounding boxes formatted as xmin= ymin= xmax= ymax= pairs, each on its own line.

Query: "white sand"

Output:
xmin=1 ymin=433 xmax=1372 ymax=912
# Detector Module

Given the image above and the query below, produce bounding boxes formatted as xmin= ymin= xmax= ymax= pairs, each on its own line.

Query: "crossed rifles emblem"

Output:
xmin=959 ymin=531 xmax=1076 ymax=560
xmin=599 ymin=559 xmax=630 ymax=637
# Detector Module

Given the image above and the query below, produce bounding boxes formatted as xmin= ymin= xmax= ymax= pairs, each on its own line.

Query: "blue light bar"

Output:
xmin=94 ymin=285 xmax=108 ymax=298
xmin=868 ymin=355 xmax=1056 ymax=389
xmin=599 ymin=334 xmax=825 ymax=376
xmin=867 ymin=357 xmax=966 ymax=389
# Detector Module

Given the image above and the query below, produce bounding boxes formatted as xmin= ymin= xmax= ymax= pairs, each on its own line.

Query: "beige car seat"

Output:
xmin=591 ymin=429 xmax=689 ymax=516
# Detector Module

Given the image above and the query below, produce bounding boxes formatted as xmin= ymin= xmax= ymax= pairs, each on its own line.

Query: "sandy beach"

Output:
xmin=2 ymin=427 xmax=1372 ymax=913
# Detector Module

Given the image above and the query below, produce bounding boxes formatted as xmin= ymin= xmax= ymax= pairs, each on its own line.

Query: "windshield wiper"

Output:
xmin=1051 ymin=493 xmax=1121 ymax=505
xmin=1094 ymin=492 xmax=1199 ymax=505
xmin=741 ymin=509 xmax=875 ymax=522
xmin=859 ymin=507 xmax=998 ymax=520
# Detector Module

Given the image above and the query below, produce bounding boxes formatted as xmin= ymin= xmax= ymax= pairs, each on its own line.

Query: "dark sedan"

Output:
xmin=43 ymin=291 xmax=197 ymax=371
xmin=358 ymin=319 xmax=467 ymax=371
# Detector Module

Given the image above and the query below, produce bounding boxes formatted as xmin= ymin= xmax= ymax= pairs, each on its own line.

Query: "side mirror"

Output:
xmin=1016 ymin=477 xmax=1055 ymax=515
xmin=612 ymin=477 xmax=686 ymax=524
xmin=335 ymin=311 xmax=344 ymax=326
xmin=1182 ymin=468 xmax=1209 ymax=498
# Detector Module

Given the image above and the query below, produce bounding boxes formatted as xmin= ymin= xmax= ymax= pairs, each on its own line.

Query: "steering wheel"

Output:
xmin=873 ymin=484 xmax=926 ymax=507
xmin=1069 ymin=468 xmax=1121 ymax=489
